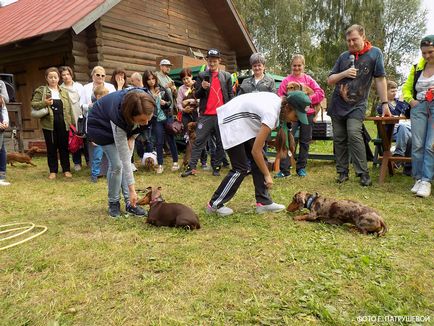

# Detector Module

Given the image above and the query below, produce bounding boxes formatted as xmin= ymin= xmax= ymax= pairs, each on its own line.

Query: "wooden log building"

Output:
xmin=0 ymin=0 xmax=255 ymax=140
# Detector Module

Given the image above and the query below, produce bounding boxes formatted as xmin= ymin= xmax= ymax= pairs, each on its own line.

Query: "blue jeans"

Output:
xmin=152 ymin=118 xmax=178 ymax=165
xmin=410 ymin=101 xmax=434 ymax=182
xmin=90 ymin=144 xmax=103 ymax=178
xmin=0 ymin=134 xmax=6 ymax=180
xmin=393 ymin=122 xmax=412 ymax=157
xmin=101 ymin=143 xmax=129 ymax=204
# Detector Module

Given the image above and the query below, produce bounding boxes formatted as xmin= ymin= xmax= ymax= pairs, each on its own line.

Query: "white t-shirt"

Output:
xmin=415 ymin=73 xmax=434 ymax=101
xmin=217 ymin=92 xmax=281 ymax=150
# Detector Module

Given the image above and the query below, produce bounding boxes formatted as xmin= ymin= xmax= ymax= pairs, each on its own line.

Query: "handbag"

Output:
xmin=164 ymin=119 xmax=184 ymax=135
xmin=68 ymin=124 xmax=84 ymax=153
xmin=31 ymin=86 xmax=50 ymax=119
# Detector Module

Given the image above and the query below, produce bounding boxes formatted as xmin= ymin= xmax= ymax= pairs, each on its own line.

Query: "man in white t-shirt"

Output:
xmin=207 ymin=91 xmax=310 ymax=216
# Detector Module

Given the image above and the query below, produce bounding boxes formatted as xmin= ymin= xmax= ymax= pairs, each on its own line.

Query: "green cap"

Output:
xmin=420 ymin=35 xmax=434 ymax=47
xmin=286 ymin=90 xmax=311 ymax=125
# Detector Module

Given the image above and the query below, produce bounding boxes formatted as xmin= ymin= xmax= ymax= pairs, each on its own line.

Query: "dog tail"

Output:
xmin=377 ymin=219 xmax=388 ymax=237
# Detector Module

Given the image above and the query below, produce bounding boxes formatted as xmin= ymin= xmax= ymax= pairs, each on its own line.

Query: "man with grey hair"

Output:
xmin=130 ymin=72 xmax=143 ymax=88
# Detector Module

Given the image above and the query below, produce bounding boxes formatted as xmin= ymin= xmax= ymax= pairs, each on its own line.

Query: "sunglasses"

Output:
xmin=420 ymin=40 xmax=434 ymax=47
xmin=95 ymin=73 xmax=106 ymax=77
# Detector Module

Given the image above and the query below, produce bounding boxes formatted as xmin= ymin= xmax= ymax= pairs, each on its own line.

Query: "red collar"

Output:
xmin=350 ymin=41 xmax=372 ymax=60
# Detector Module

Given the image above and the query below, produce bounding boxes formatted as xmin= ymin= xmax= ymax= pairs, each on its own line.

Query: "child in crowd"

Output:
xmin=89 ymin=85 xmax=109 ymax=182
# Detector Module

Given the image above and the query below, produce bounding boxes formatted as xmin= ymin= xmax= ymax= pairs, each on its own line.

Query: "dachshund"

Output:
xmin=183 ymin=122 xmax=197 ymax=167
xmin=6 ymin=146 xmax=40 ymax=167
xmin=141 ymin=152 xmax=157 ymax=172
xmin=286 ymin=81 xmax=322 ymax=121
xmin=287 ymin=191 xmax=388 ymax=236
xmin=137 ymin=186 xmax=200 ymax=230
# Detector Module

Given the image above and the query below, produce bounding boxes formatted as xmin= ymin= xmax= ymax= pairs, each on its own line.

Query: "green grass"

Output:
xmin=1 ymin=121 xmax=433 ymax=325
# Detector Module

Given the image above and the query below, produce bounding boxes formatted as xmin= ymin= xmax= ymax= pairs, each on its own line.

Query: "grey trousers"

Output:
xmin=331 ymin=117 xmax=368 ymax=175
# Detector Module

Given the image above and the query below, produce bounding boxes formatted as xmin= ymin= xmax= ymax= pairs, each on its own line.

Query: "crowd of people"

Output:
xmin=0 ymin=25 xmax=432 ymax=217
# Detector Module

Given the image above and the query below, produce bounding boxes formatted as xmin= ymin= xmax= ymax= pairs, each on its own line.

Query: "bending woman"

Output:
xmin=207 ymin=91 xmax=311 ymax=216
xmin=87 ymin=89 xmax=155 ymax=217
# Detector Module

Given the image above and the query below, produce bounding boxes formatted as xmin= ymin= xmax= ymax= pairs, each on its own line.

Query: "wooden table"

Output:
xmin=365 ymin=116 xmax=411 ymax=184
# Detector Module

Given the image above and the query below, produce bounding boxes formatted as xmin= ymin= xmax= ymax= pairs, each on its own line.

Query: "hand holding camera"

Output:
xmin=44 ymin=95 xmax=53 ymax=106
xmin=202 ymin=75 xmax=210 ymax=89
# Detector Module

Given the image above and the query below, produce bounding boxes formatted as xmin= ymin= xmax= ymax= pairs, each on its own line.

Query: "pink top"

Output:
xmin=277 ymin=74 xmax=325 ymax=115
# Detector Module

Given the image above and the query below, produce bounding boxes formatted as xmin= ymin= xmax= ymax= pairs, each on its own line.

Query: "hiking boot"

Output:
xmin=212 ymin=166 xmax=221 ymax=176
xmin=108 ymin=201 xmax=121 ymax=218
xmin=171 ymin=162 xmax=180 ymax=171
xmin=359 ymin=173 xmax=372 ymax=187
xmin=297 ymin=168 xmax=307 ymax=177
xmin=416 ymin=181 xmax=431 ymax=198
xmin=156 ymin=165 xmax=164 ymax=174
xmin=274 ymin=171 xmax=290 ymax=179
xmin=181 ymin=166 xmax=196 ymax=177
xmin=411 ymin=179 xmax=422 ymax=193
xmin=336 ymin=172 xmax=349 ymax=183
xmin=206 ymin=203 xmax=233 ymax=216
xmin=256 ymin=202 xmax=285 ymax=214
xmin=126 ymin=203 xmax=147 ymax=216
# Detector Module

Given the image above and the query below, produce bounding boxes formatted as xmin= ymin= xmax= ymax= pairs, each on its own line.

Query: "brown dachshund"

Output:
xmin=7 ymin=146 xmax=40 ymax=167
xmin=137 ymin=186 xmax=200 ymax=230
xmin=182 ymin=121 xmax=197 ymax=167
xmin=287 ymin=191 xmax=388 ymax=236
xmin=286 ymin=81 xmax=322 ymax=121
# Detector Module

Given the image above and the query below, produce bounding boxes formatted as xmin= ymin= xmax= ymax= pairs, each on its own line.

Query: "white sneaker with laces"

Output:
xmin=171 ymin=162 xmax=180 ymax=171
xmin=411 ymin=179 xmax=422 ymax=193
xmin=256 ymin=202 xmax=286 ymax=214
xmin=0 ymin=179 xmax=11 ymax=186
xmin=206 ymin=203 xmax=233 ymax=216
xmin=416 ymin=181 xmax=431 ymax=198
xmin=156 ymin=165 xmax=164 ymax=174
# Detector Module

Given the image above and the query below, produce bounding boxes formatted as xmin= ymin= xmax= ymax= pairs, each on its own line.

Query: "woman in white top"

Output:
xmin=207 ymin=91 xmax=311 ymax=216
xmin=81 ymin=66 xmax=116 ymax=113
xmin=59 ymin=66 xmax=87 ymax=171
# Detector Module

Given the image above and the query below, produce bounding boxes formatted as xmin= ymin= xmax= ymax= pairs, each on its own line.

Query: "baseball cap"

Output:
xmin=286 ymin=91 xmax=311 ymax=125
xmin=159 ymin=59 xmax=172 ymax=66
xmin=420 ymin=35 xmax=434 ymax=47
xmin=206 ymin=48 xmax=221 ymax=58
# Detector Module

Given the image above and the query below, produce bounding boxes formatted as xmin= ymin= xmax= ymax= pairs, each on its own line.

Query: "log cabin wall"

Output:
xmin=97 ymin=0 xmax=238 ymax=78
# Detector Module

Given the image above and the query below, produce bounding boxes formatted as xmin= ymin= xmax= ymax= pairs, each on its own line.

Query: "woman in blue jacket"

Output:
xmin=87 ymin=89 xmax=155 ymax=217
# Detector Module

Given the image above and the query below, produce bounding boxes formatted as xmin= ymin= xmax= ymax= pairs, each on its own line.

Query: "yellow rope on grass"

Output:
xmin=0 ymin=222 xmax=48 ymax=251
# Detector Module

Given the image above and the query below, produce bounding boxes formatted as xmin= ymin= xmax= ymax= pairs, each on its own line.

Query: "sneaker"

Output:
xmin=336 ymin=172 xmax=349 ymax=183
xmin=212 ymin=166 xmax=221 ymax=176
xmin=64 ymin=172 xmax=73 ymax=178
xmin=256 ymin=202 xmax=286 ymax=214
xmin=206 ymin=203 xmax=233 ymax=216
xmin=126 ymin=203 xmax=148 ymax=216
xmin=108 ymin=201 xmax=121 ymax=218
xmin=411 ymin=180 xmax=422 ymax=193
xmin=171 ymin=162 xmax=180 ymax=171
xmin=297 ymin=169 xmax=307 ymax=177
xmin=181 ymin=166 xmax=197 ymax=177
xmin=201 ymin=164 xmax=210 ymax=171
xmin=156 ymin=165 xmax=164 ymax=174
xmin=274 ymin=171 xmax=290 ymax=179
xmin=74 ymin=164 xmax=82 ymax=171
xmin=0 ymin=179 xmax=11 ymax=186
xmin=131 ymin=163 xmax=138 ymax=172
xmin=90 ymin=175 xmax=98 ymax=183
xmin=359 ymin=173 xmax=372 ymax=187
xmin=416 ymin=181 xmax=431 ymax=197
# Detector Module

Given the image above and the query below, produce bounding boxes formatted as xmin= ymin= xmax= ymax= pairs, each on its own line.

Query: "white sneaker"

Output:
xmin=74 ymin=164 xmax=82 ymax=171
xmin=156 ymin=165 xmax=164 ymax=174
xmin=256 ymin=202 xmax=285 ymax=214
xmin=206 ymin=203 xmax=233 ymax=216
xmin=0 ymin=179 xmax=11 ymax=186
xmin=171 ymin=162 xmax=180 ymax=171
xmin=131 ymin=163 xmax=138 ymax=172
xmin=411 ymin=179 xmax=422 ymax=193
xmin=416 ymin=181 xmax=431 ymax=198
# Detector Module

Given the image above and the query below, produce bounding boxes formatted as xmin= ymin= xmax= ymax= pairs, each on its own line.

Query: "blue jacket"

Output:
xmin=376 ymin=99 xmax=410 ymax=117
xmin=86 ymin=88 xmax=149 ymax=145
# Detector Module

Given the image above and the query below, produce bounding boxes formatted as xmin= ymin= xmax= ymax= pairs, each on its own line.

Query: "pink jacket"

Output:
xmin=277 ymin=74 xmax=325 ymax=114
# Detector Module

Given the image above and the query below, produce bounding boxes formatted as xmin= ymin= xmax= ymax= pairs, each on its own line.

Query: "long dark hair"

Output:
xmin=142 ymin=70 xmax=158 ymax=91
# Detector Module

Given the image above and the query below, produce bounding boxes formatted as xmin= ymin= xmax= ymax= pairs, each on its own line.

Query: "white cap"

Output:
xmin=159 ymin=59 xmax=172 ymax=66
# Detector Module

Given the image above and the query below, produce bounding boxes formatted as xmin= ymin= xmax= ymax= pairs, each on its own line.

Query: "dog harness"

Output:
xmin=305 ymin=193 xmax=319 ymax=210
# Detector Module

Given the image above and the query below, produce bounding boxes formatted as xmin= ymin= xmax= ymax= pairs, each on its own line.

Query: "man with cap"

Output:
xmin=327 ymin=24 xmax=390 ymax=187
xmin=181 ymin=48 xmax=234 ymax=177
xmin=206 ymin=91 xmax=310 ymax=216
xmin=156 ymin=59 xmax=177 ymax=110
